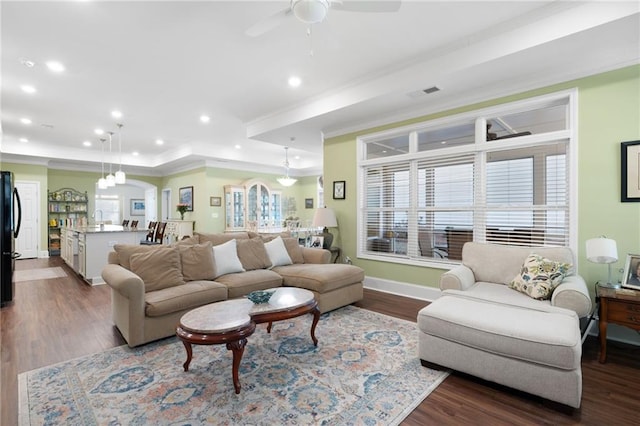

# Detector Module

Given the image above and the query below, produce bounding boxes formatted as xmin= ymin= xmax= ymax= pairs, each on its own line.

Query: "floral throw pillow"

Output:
xmin=509 ymin=253 xmax=572 ymax=300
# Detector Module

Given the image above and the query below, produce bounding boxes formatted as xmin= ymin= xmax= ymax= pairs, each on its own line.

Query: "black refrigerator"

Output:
xmin=1 ymin=171 xmax=22 ymax=306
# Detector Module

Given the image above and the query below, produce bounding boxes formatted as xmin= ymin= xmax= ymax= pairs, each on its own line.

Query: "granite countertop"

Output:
xmin=71 ymin=225 xmax=145 ymax=234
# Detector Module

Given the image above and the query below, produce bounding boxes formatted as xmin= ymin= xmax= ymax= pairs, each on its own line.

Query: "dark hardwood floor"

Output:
xmin=2 ymin=257 xmax=640 ymax=425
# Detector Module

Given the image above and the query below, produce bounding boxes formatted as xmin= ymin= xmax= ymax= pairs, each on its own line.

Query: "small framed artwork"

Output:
xmin=179 ymin=186 xmax=194 ymax=211
xmin=333 ymin=180 xmax=346 ymax=200
xmin=130 ymin=199 xmax=145 ymax=216
xmin=310 ymin=235 xmax=324 ymax=249
xmin=305 ymin=198 xmax=314 ymax=209
xmin=210 ymin=196 xmax=222 ymax=207
xmin=621 ymin=140 xmax=640 ymax=202
xmin=622 ymin=254 xmax=640 ymax=290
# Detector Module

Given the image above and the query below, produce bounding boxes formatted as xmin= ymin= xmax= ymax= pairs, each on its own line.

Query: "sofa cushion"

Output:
xmin=265 ymin=236 xmax=293 ymax=267
xmin=114 ymin=244 xmax=168 ymax=270
xmin=462 ymin=242 xmax=575 ymax=285
xmin=177 ymin=241 xmax=215 ymax=281
xmin=214 ymin=269 xmax=283 ymax=298
xmin=145 ymin=280 xmax=228 ymax=317
xmin=417 ymin=294 xmax=580 ymax=370
xmin=509 ymin=253 xmax=571 ymax=300
xmin=196 ymin=231 xmax=250 ymax=246
xmin=283 ymin=237 xmax=304 ymax=264
xmin=236 ymin=238 xmax=272 ymax=271
xmin=273 ymin=264 xmax=365 ymax=293
xmin=212 ymin=239 xmax=245 ymax=278
xmin=173 ymin=235 xmax=200 ymax=246
xmin=130 ymin=247 xmax=184 ymax=292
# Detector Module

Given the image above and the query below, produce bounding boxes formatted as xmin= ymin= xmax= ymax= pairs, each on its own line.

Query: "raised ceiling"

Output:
xmin=1 ymin=1 xmax=638 ymax=177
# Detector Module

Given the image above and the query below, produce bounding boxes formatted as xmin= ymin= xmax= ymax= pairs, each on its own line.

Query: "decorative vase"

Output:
xmin=180 ymin=213 xmax=184 ymax=220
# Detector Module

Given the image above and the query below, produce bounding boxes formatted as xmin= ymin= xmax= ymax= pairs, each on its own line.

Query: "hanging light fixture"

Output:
xmin=105 ymin=131 xmax=116 ymax=187
xmin=115 ymin=123 xmax=126 ymax=184
xmin=277 ymin=146 xmax=297 ymax=187
xmin=97 ymin=138 xmax=108 ymax=189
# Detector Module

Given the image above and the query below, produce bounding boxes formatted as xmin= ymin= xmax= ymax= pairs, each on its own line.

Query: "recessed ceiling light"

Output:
xmin=132 ymin=151 xmax=139 ymax=156
xmin=441 ymin=141 xmax=447 ymax=144
xmin=200 ymin=115 xmax=210 ymax=123
xmin=235 ymin=144 xmax=242 ymax=149
xmin=20 ymin=118 xmax=32 ymax=125
xmin=46 ymin=61 xmax=65 ymax=73
xmin=83 ymin=140 xmax=92 ymax=147
xmin=19 ymin=138 xmax=28 ymax=143
xmin=20 ymin=85 xmax=36 ymax=94
xmin=288 ymin=76 xmax=302 ymax=87
xmin=294 ymin=155 xmax=300 ymax=160
xmin=155 ymin=139 xmax=164 ymax=145
xmin=111 ymin=110 xmax=122 ymax=119
xmin=94 ymin=128 xmax=104 ymax=135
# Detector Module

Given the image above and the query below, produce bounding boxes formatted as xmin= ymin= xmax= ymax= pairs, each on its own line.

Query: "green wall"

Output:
xmin=324 ymin=65 xmax=640 ymax=293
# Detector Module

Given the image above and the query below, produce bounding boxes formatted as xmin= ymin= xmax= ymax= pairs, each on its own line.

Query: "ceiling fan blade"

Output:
xmin=245 ymin=6 xmax=292 ymax=37
xmin=331 ymin=0 xmax=401 ymax=13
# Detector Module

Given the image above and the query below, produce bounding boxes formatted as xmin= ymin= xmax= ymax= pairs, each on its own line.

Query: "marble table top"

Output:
xmin=179 ymin=287 xmax=315 ymax=334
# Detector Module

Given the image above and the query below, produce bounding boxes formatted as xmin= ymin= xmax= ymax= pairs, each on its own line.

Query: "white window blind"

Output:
xmin=358 ymin=92 xmax=574 ymax=265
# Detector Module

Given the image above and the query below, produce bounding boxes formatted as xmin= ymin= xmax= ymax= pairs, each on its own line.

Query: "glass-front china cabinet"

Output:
xmin=224 ymin=180 xmax=282 ymax=232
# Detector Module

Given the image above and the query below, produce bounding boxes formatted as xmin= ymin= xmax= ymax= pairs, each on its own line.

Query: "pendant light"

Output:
xmin=277 ymin=146 xmax=297 ymax=187
xmin=97 ymin=138 xmax=108 ymax=189
xmin=105 ymin=132 xmax=116 ymax=187
xmin=115 ymin=123 xmax=126 ymax=184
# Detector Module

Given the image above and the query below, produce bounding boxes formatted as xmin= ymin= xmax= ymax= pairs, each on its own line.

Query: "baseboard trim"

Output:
xmin=363 ymin=276 xmax=441 ymax=302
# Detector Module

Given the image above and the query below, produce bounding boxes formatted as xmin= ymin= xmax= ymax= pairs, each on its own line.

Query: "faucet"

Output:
xmin=93 ymin=209 xmax=104 ymax=229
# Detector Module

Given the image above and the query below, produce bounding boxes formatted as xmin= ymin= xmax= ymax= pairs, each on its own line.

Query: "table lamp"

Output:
xmin=312 ymin=207 xmax=337 ymax=249
xmin=586 ymin=236 xmax=619 ymax=289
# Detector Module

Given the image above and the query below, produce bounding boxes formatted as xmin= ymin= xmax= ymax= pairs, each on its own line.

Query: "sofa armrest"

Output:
xmin=440 ymin=265 xmax=476 ymax=291
xmin=102 ymin=264 xmax=145 ymax=301
xmin=551 ymin=274 xmax=592 ymax=318
xmin=302 ymin=247 xmax=330 ymax=264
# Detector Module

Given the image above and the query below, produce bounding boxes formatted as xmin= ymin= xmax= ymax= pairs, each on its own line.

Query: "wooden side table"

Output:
xmin=597 ymin=283 xmax=640 ymax=363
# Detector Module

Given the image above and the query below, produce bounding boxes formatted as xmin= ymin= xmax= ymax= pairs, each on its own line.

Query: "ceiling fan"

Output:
xmin=246 ymin=0 xmax=402 ymax=37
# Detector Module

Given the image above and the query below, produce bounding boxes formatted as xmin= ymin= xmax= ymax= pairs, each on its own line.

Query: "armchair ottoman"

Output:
xmin=418 ymin=242 xmax=591 ymax=408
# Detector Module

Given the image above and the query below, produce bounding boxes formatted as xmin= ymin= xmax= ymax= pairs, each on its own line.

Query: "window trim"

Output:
xmin=357 ymin=89 xmax=578 ymax=268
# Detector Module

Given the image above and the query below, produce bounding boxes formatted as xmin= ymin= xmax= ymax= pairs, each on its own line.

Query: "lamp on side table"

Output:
xmin=312 ymin=207 xmax=337 ymax=249
xmin=586 ymin=236 xmax=619 ymax=289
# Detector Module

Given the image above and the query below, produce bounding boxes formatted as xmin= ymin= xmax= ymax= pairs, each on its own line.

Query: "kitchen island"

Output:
xmin=60 ymin=225 xmax=148 ymax=285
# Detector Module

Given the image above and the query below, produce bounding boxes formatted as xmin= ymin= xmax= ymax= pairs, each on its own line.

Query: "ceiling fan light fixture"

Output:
xmin=292 ymin=0 xmax=329 ymax=24
xmin=277 ymin=146 xmax=297 ymax=187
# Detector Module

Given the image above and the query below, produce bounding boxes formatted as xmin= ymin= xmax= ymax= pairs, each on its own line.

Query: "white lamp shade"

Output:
xmin=312 ymin=207 xmax=337 ymax=228
xmin=115 ymin=170 xmax=126 ymax=184
xmin=105 ymin=173 xmax=116 ymax=187
xmin=97 ymin=178 xmax=108 ymax=189
xmin=586 ymin=237 xmax=618 ymax=264
xmin=277 ymin=176 xmax=297 ymax=187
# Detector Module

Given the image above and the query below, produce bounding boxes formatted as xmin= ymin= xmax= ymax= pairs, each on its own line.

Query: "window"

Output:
xmin=95 ymin=195 xmax=120 ymax=224
xmin=358 ymin=91 xmax=575 ymax=265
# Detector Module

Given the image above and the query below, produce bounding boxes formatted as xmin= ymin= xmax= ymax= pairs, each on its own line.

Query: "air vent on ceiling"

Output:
xmin=407 ymin=86 xmax=441 ymax=99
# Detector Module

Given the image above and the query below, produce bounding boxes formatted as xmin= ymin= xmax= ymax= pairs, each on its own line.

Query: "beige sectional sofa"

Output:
xmin=418 ymin=242 xmax=592 ymax=408
xmin=102 ymin=231 xmax=364 ymax=347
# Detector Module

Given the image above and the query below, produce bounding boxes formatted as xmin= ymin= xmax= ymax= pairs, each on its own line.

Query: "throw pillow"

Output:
xmin=282 ymin=237 xmax=304 ymax=264
xmin=130 ymin=247 xmax=184 ymax=292
xmin=509 ymin=253 xmax=571 ymax=300
xmin=236 ymin=238 xmax=272 ymax=271
xmin=211 ymin=239 xmax=245 ymax=278
xmin=114 ymin=244 xmax=168 ymax=270
xmin=264 ymin=236 xmax=293 ymax=267
xmin=177 ymin=241 xmax=215 ymax=281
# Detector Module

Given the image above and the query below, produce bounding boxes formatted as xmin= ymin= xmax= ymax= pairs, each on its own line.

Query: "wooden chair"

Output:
xmin=154 ymin=222 xmax=167 ymax=244
xmin=122 ymin=219 xmax=129 ymax=227
xmin=130 ymin=220 xmax=139 ymax=229
xmin=140 ymin=221 xmax=157 ymax=244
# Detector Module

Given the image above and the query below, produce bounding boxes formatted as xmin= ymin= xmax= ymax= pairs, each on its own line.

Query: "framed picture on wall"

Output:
xmin=179 ymin=186 xmax=194 ymax=211
xmin=333 ymin=180 xmax=345 ymax=200
xmin=210 ymin=196 xmax=221 ymax=207
xmin=130 ymin=199 xmax=145 ymax=216
xmin=305 ymin=198 xmax=314 ymax=209
xmin=621 ymin=140 xmax=640 ymax=202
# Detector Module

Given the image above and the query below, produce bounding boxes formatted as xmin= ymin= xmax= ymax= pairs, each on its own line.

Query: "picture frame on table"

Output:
xmin=622 ymin=254 xmax=640 ymax=290
xmin=130 ymin=199 xmax=145 ymax=216
xmin=305 ymin=198 xmax=314 ymax=209
xmin=179 ymin=186 xmax=194 ymax=211
xmin=333 ymin=180 xmax=345 ymax=200
xmin=310 ymin=236 xmax=324 ymax=249
xmin=210 ymin=196 xmax=222 ymax=207
xmin=621 ymin=140 xmax=640 ymax=202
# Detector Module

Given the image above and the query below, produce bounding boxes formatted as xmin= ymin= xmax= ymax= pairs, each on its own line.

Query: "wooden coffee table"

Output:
xmin=176 ymin=287 xmax=320 ymax=393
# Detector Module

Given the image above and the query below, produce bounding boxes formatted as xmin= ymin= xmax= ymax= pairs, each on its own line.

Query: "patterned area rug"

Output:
xmin=14 ymin=266 xmax=67 ymax=283
xmin=19 ymin=306 xmax=448 ymax=425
